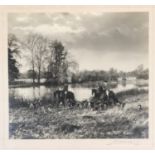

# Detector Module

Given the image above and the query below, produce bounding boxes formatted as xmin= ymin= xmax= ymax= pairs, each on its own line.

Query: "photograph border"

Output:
xmin=0 ymin=5 xmax=155 ymax=149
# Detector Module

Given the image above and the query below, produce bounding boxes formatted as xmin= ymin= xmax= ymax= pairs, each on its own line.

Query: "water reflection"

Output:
xmin=9 ymin=80 xmax=148 ymax=101
xmin=121 ymin=80 xmax=127 ymax=87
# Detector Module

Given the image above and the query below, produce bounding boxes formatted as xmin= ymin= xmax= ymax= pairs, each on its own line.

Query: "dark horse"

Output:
xmin=65 ymin=90 xmax=76 ymax=107
xmin=53 ymin=89 xmax=75 ymax=107
xmin=102 ymin=90 xmax=121 ymax=106
xmin=92 ymin=88 xmax=101 ymax=98
xmin=91 ymin=88 xmax=103 ymax=109
xmin=91 ymin=88 xmax=125 ymax=109
xmin=53 ymin=90 xmax=65 ymax=107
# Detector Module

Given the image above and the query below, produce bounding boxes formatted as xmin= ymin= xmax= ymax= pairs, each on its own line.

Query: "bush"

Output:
xmin=116 ymin=88 xmax=148 ymax=99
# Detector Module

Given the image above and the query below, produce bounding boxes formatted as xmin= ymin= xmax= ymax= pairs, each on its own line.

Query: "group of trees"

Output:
xmin=8 ymin=34 xmax=20 ymax=82
xmin=71 ymin=68 xmax=119 ymax=83
xmin=126 ymin=64 xmax=149 ymax=80
xmin=25 ymin=33 xmax=49 ymax=85
xmin=71 ymin=65 xmax=149 ymax=84
xmin=8 ymin=33 xmax=78 ymax=85
xmin=8 ymin=33 xmax=148 ymax=85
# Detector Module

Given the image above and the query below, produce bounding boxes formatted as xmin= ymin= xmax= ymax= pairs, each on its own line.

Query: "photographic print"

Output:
xmin=8 ymin=11 xmax=149 ymax=139
xmin=1 ymin=4 xmax=155 ymax=150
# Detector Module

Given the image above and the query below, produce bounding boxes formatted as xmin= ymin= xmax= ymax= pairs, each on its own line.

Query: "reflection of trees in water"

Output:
xmin=32 ymin=86 xmax=56 ymax=100
xmin=32 ymin=87 xmax=36 ymax=99
xmin=121 ymin=80 xmax=127 ymax=87
xmin=10 ymin=88 xmax=16 ymax=98
xmin=32 ymin=86 xmax=41 ymax=100
xmin=38 ymin=86 xmax=41 ymax=99
xmin=9 ymin=79 xmax=148 ymax=101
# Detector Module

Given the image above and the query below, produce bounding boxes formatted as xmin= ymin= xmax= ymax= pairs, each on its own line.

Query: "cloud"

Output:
xmin=13 ymin=26 xmax=34 ymax=31
xmin=16 ymin=16 xmax=31 ymax=23
xmin=34 ymin=23 xmax=85 ymax=35
xmin=8 ymin=12 xmax=148 ymax=71
xmin=67 ymin=13 xmax=148 ymax=54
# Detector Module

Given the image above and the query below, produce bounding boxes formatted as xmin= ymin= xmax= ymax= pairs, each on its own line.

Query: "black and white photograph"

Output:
xmin=8 ymin=11 xmax=149 ymax=139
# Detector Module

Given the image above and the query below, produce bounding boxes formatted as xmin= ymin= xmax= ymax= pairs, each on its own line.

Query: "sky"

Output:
xmin=8 ymin=12 xmax=149 ymax=72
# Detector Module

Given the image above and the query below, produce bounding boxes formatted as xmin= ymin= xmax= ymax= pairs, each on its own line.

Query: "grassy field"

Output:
xmin=9 ymin=90 xmax=148 ymax=139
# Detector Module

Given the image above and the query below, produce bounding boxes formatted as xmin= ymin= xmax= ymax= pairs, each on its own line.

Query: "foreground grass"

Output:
xmin=9 ymin=91 xmax=148 ymax=139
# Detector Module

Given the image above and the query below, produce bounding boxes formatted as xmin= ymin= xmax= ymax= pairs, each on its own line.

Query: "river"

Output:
xmin=9 ymin=79 xmax=148 ymax=101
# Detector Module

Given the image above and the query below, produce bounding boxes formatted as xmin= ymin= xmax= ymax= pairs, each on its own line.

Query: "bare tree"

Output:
xmin=25 ymin=33 xmax=40 ymax=85
xmin=34 ymin=35 xmax=48 ymax=84
xmin=64 ymin=54 xmax=79 ymax=83
xmin=66 ymin=54 xmax=79 ymax=74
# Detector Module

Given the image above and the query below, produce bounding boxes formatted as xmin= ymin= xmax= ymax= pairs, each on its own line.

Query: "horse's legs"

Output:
xmin=70 ymin=99 xmax=73 ymax=108
xmin=121 ymin=102 xmax=126 ymax=108
xmin=62 ymin=100 xmax=66 ymax=107
xmin=105 ymin=102 xmax=109 ymax=109
xmin=116 ymin=99 xmax=126 ymax=109
xmin=102 ymin=100 xmax=108 ymax=109
xmin=90 ymin=102 xmax=94 ymax=110
xmin=56 ymin=101 xmax=59 ymax=108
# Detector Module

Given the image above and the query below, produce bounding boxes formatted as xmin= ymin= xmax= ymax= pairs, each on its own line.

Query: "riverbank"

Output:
xmin=9 ymin=79 xmax=148 ymax=89
xmin=9 ymin=90 xmax=148 ymax=139
xmin=9 ymin=80 xmax=117 ymax=88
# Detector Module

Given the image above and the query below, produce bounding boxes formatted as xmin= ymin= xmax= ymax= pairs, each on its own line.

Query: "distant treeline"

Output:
xmin=126 ymin=65 xmax=148 ymax=80
xmin=71 ymin=65 xmax=148 ymax=83
xmin=19 ymin=64 xmax=148 ymax=85
xmin=71 ymin=69 xmax=118 ymax=83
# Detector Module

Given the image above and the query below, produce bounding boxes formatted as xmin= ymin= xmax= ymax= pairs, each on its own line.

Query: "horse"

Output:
xmin=91 ymin=88 xmax=125 ymax=110
xmin=101 ymin=89 xmax=125 ymax=108
xmin=65 ymin=90 xmax=76 ymax=107
xmin=53 ymin=89 xmax=76 ymax=107
xmin=91 ymin=88 xmax=101 ymax=98
xmin=53 ymin=90 xmax=65 ymax=107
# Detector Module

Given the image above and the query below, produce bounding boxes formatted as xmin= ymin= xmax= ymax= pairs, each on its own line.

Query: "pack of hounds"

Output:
xmin=53 ymin=84 xmax=126 ymax=110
